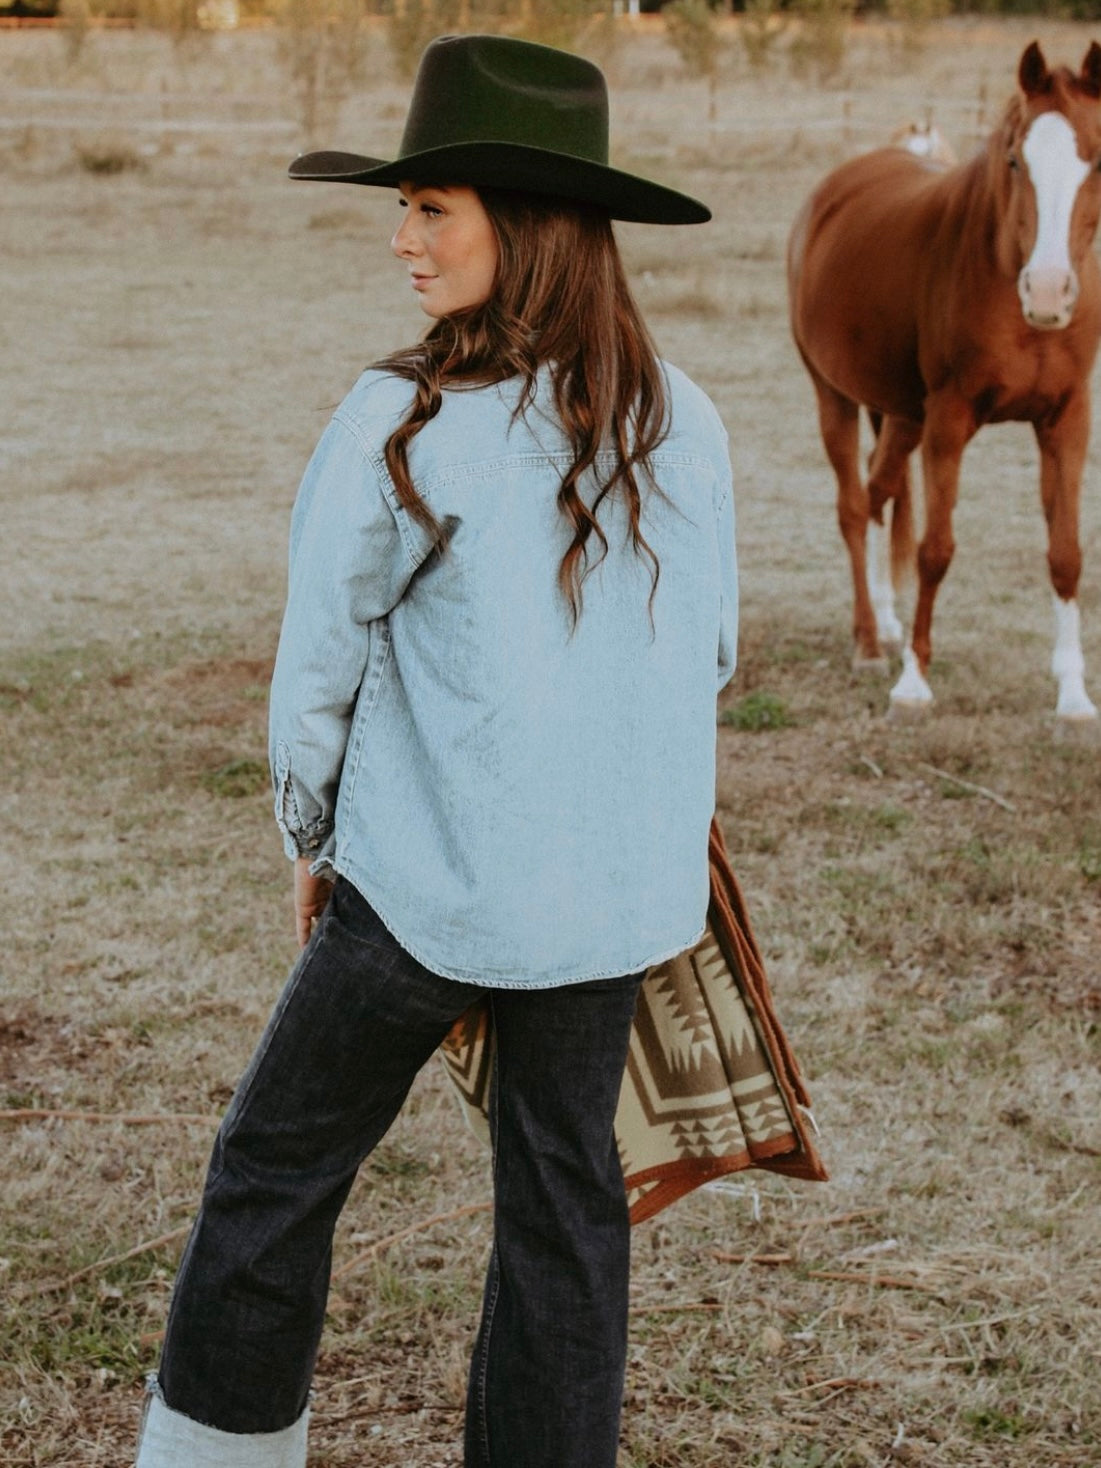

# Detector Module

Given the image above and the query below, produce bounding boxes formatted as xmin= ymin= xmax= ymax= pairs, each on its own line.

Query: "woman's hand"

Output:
xmin=295 ymin=857 xmax=334 ymax=949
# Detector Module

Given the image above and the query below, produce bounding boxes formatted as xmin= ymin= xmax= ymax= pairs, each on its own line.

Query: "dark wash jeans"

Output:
xmin=158 ymin=877 xmax=642 ymax=1468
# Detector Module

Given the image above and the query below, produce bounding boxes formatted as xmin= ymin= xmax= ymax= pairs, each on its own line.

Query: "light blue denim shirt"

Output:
xmin=269 ymin=362 xmax=737 ymax=988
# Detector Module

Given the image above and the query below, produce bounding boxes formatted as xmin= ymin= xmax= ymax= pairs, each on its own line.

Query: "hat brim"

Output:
xmin=288 ymin=141 xmax=710 ymax=225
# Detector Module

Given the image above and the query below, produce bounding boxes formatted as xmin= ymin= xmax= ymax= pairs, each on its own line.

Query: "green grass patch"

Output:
xmin=964 ymin=1406 xmax=1038 ymax=1442
xmin=200 ymin=758 xmax=269 ymax=798
xmin=719 ymin=691 xmax=793 ymax=731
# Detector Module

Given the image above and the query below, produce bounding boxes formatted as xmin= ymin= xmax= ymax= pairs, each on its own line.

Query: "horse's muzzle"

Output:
xmin=1018 ymin=265 xmax=1080 ymax=330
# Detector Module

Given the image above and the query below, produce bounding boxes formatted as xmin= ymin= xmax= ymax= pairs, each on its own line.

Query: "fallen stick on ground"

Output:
xmin=0 ymin=1108 xmax=216 ymax=1125
xmin=710 ymin=1251 xmax=794 ymax=1265
xmin=629 ymin=1301 xmax=724 ymax=1315
xmin=806 ymin=1269 xmax=944 ymax=1294
xmin=779 ymin=1376 xmax=881 ymax=1397
xmin=331 ymin=1202 xmax=492 ymax=1281
xmin=918 ymin=762 xmax=1016 ymax=812
xmin=50 ymin=1225 xmax=192 ymax=1294
xmin=796 ymin=1207 xmax=888 ymax=1229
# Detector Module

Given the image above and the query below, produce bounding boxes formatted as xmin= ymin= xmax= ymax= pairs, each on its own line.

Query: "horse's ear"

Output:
xmin=1080 ymin=41 xmax=1101 ymax=99
xmin=1019 ymin=40 xmax=1051 ymax=97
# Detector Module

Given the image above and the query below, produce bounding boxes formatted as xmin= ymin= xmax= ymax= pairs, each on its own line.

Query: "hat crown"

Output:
xmin=398 ymin=34 xmax=610 ymax=169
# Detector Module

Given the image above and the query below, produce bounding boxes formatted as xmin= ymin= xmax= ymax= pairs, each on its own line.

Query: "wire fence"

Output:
xmin=0 ymin=80 xmax=992 ymax=144
xmin=0 ymin=82 xmax=298 ymax=135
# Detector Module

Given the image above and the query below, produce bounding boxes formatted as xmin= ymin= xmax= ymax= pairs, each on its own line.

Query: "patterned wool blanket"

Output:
xmin=440 ymin=819 xmax=827 ymax=1223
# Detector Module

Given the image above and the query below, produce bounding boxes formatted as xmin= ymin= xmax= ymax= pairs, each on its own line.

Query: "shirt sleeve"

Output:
xmin=269 ymin=411 xmax=418 ymax=863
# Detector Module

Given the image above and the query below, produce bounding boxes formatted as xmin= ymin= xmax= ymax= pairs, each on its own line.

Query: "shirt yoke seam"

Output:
xmin=330 ymin=407 xmax=423 ymax=570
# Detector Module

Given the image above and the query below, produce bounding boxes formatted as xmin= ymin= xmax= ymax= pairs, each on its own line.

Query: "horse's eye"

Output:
xmin=1008 ymin=153 xmax=1020 ymax=171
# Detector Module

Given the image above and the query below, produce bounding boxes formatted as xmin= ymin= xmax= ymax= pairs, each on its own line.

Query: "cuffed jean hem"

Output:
xmin=135 ymin=1378 xmax=308 ymax=1468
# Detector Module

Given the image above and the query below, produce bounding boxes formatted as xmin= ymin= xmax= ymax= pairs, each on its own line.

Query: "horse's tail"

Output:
xmin=889 ymin=473 xmax=916 ymax=590
xmin=866 ymin=409 xmax=916 ymax=590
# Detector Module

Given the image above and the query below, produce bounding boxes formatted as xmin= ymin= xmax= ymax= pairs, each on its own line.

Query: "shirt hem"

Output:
xmin=335 ymin=861 xmax=706 ymax=989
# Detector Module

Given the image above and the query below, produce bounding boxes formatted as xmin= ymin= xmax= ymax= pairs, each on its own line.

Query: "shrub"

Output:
xmin=664 ymin=0 xmax=724 ymax=122
xmin=274 ymin=0 xmax=371 ymax=145
xmin=788 ymin=0 xmax=853 ymax=85
xmin=740 ymin=0 xmax=788 ymax=73
xmin=74 ymin=137 xmax=146 ymax=174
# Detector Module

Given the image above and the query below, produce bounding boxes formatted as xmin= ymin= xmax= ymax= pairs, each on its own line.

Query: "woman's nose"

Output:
xmin=391 ymin=216 xmax=419 ymax=259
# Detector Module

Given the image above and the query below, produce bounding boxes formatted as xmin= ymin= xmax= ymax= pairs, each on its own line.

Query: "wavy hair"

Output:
xmin=373 ymin=188 xmax=670 ymax=622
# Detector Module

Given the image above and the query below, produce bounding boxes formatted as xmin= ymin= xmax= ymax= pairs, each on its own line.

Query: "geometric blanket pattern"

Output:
xmin=439 ymin=818 xmax=827 ymax=1223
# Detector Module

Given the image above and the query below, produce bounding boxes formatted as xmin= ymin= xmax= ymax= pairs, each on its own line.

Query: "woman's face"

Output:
xmin=391 ymin=183 xmax=499 ymax=318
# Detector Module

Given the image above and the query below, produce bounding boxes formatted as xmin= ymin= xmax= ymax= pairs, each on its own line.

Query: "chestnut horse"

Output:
xmin=788 ymin=41 xmax=1101 ymax=719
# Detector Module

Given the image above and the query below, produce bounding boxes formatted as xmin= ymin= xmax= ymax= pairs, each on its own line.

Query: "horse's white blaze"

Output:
xmin=889 ymin=645 xmax=933 ymax=707
xmin=866 ymin=521 xmax=902 ymax=647
xmin=1051 ymin=594 xmax=1098 ymax=719
xmin=1020 ymin=113 xmax=1090 ymax=326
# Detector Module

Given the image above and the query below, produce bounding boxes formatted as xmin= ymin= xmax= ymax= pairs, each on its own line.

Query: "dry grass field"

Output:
xmin=2 ymin=14 xmax=1100 ymax=1466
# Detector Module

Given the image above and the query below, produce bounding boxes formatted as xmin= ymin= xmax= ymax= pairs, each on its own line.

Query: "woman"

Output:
xmin=136 ymin=33 xmax=736 ymax=1468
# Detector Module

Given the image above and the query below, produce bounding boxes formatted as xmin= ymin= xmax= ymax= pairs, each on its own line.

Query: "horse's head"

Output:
xmin=996 ymin=41 xmax=1101 ymax=331
xmin=890 ymin=120 xmax=957 ymax=168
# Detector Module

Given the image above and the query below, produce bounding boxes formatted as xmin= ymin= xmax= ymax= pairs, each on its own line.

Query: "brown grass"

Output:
xmin=2 ymin=16 xmax=1100 ymax=1467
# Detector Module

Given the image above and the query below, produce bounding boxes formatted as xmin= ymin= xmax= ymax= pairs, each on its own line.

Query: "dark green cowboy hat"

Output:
xmin=288 ymin=33 xmax=710 ymax=226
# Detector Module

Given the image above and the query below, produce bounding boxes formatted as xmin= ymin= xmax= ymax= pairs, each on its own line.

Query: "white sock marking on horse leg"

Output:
xmin=889 ymin=645 xmax=933 ymax=707
xmin=1052 ymin=594 xmax=1098 ymax=720
xmin=867 ymin=520 xmax=902 ymax=648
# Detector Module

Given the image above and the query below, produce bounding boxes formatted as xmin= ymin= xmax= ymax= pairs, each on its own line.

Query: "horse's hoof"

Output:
xmin=851 ymin=652 xmax=890 ymax=675
xmin=887 ymin=696 xmax=932 ymax=723
xmin=1054 ymin=692 xmax=1099 ymax=722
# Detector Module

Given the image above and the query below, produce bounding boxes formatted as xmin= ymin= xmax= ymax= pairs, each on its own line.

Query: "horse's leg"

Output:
xmin=1035 ymin=394 xmax=1098 ymax=720
xmin=891 ymin=395 xmax=973 ymax=710
xmin=866 ymin=415 xmax=922 ymax=651
xmin=811 ymin=376 xmax=881 ymax=665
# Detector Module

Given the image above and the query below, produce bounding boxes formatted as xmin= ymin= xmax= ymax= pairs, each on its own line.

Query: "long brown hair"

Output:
xmin=373 ymin=188 xmax=670 ymax=621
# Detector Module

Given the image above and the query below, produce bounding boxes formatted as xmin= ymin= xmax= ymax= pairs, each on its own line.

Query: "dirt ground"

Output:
xmin=2 ymin=15 xmax=1100 ymax=1468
